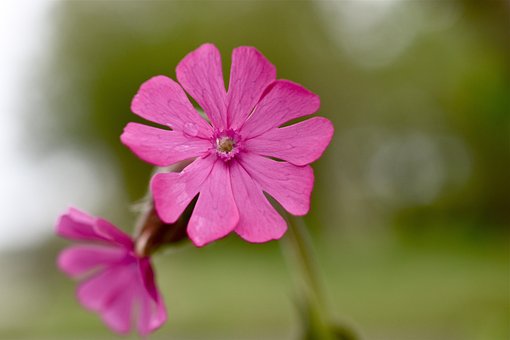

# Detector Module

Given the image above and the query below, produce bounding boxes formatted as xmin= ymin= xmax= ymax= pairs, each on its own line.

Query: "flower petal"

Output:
xmin=230 ymin=162 xmax=287 ymax=243
xmin=137 ymin=259 xmax=167 ymax=336
xmin=239 ymin=153 xmax=314 ymax=216
xmin=138 ymin=258 xmax=159 ymax=302
xmin=131 ymin=75 xmax=212 ymax=138
xmin=58 ymin=245 xmax=127 ymax=278
xmin=121 ymin=122 xmax=210 ymax=167
xmin=56 ymin=207 xmax=106 ymax=243
xmin=244 ymin=117 xmax=334 ymax=166
xmin=227 ymin=46 xmax=276 ymax=129
xmin=94 ymin=219 xmax=134 ymax=249
xmin=176 ymin=43 xmax=227 ymax=129
xmin=187 ymin=160 xmax=239 ymax=247
xmin=138 ymin=289 xmax=167 ymax=336
xmin=77 ymin=262 xmax=137 ymax=334
xmin=101 ymin=291 xmax=135 ymax=335
xmin=56 ymin=207 xmax=133 ymax=248
xmin=152 ymin=154 xmax=215 ymax=223
xmin=240 ymin=80 xmax=320 ymax=139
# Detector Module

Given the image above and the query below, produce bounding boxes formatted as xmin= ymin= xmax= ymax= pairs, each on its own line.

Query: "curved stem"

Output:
xmin=282 ymin=215 xmax=358 ymax=340
xmin=282 ymin=214 xmax=334 ymax=339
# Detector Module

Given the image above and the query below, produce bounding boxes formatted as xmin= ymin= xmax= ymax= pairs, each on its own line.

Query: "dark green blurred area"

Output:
xmin=3 ymin=1 xmax=509 ymax=339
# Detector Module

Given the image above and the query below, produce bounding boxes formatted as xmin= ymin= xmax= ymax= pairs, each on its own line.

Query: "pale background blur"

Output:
xmin=0 ymin=1 xmax=508 ymax=339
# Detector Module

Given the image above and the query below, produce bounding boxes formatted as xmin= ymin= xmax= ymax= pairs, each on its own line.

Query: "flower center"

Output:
xmin=213 ymin=130 xmax=241 ymax=161
xmin=217 ymin=137 xmax=235 ymax=153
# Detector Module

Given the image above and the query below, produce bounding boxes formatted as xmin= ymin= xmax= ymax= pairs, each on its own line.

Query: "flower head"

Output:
xmin=56 ymin=207 xmax=167 ymax=336
xmin=121 ymin=43 xmax=334 ymax=247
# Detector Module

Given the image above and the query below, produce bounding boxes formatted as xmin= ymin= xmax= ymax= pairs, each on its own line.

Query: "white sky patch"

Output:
xmin=0 ymin=1 xmax=119 ymax=252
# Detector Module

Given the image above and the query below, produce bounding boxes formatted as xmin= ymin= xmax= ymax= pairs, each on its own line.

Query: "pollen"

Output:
xmin=212 ymin=129 xmax=242 ymax=161
xmin=217 ymin=137 xmax=235 ymax=153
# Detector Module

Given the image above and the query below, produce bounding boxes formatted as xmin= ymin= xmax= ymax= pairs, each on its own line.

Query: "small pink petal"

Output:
xmin=187 ymin=160 xmax=239 ymax=247
xmin=240 ymin=80 xmax=320 ymax=139
xmin=58 ymin=245 xmax=127 ymax=278
xmin=131 ymin=75 xmax=212 ymax=138
xmin=121 ymin=122 xmax=210 ymax=167
xmin=94 ymin=219 xmax=134 ymax=249
xmin=66 ymin=207 xmax=96 ymax=225
xmin=230 ymin=162 xmax=287 ymax=243
xmin=245 ymin=117 xmax=334 ymax=166
xmin=138 ymin=258 xmax=159 ymax=302
xmin=77 ymin=262 xmax=137 ymax=334
xmin=151 ymin=154 xmax=215 ymax=223
xmin=77 ymin=262 xmax=132 ymax=310
xmin=176 ymin=43 xmax=227 ymax=129
xmin=56 ymin=208 xmax=133 ymax=248
xmin=101 ymin=292 xmax=134 ymax=335
xmin=56 ymin=208 xmax=106 ymax=243
xmin=226 ymin=46 xmax=276 ymax=129
xmin=239 ymin=153 xmax=314 ymax=216
xmin=100 ymin=280 xmax=137 ymax=335
xmin=137 ymin=259 xmax=167 ymax=336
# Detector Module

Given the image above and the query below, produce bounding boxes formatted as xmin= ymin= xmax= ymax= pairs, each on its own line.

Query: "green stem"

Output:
xmin=282 ymin=214 xmax=334 ymax=339
xmin=282 ymin=215 xmax=358 ymax=340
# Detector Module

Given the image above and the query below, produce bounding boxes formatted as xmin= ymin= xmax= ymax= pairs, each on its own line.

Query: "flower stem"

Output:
xmin=282 ymin=215 xmax=356 ymax=340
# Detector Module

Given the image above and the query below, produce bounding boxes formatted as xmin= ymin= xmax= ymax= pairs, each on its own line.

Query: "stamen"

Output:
xmin=212 ymin=129 xmax=242 ymax=161
xmin=217 ymin=137 xmax=235 ymax=153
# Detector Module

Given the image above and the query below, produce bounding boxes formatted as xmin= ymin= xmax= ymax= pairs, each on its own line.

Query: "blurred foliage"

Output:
xmin=3 ymin=0 xmax=508 ymax=339
xmin=32 ymin=0 xmax=509 ymax=232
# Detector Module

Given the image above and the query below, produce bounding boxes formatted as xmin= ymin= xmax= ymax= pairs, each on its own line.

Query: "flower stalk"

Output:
xmin=134 ymin=198 xmax=196 ymax=257
xmin=282 ymin=215 xmax=357 ymax=340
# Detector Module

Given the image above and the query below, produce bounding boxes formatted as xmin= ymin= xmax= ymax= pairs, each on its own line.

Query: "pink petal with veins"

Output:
xmin=231 ymin=162 xmax=287 ymax=243
xmin=121 ymin=122 xmax=210 ymax=167
xmin=187 ymin=160 xmax=239 ymax=246
xmin=151 ymin=155 xmax=215 ymax=224
xmin=131 ymin=75 xmax=212 ymax=138
xmin=227 ymin=46 xmax=276 ymax=129
xmin=176 ymin=43 xmax=227 ymax=129
xmin=245 ymin=117 xmax=334 ymax=166
xmin=239 ymin=153 xmax=314 ymax=216
xmin=240 ymin=80 xmax=320 ymax=138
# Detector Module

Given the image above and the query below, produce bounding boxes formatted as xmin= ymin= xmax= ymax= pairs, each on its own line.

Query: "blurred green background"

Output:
xmin=0 ymin=0 xmax=508 ymax=339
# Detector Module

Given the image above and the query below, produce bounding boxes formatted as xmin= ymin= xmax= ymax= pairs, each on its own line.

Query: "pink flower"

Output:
xmin=121 ymin=43 xmax=333 ymax=247
xmin=56 ymin=207 xmax=167 ymax=336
